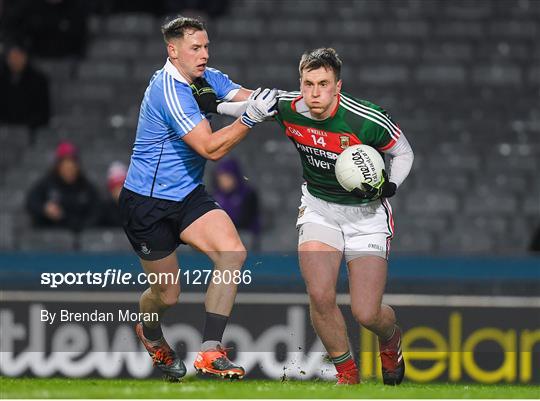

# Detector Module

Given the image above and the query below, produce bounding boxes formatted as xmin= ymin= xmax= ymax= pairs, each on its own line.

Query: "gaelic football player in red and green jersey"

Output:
xmin=192 ymin=48 xmax=413 ymax=385
xmin=273 ymin=48 xmax=414 ymax=385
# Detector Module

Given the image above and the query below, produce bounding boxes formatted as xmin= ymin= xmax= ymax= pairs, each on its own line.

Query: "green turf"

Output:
xmin=1 ymin=376 xmax=539 ymax=399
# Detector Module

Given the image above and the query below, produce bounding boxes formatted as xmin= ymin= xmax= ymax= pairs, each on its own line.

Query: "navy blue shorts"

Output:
xmin=119 ymin=185 xmax=221 ymax=261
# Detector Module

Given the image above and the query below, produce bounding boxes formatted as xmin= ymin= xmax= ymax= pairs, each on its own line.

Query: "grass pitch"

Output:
xmin=1 ymin=376 xmax=539 ymax=399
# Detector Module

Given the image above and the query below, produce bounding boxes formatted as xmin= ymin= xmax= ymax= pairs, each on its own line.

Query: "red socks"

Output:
xmin=332 ymin=350 xmax=357 ymax=373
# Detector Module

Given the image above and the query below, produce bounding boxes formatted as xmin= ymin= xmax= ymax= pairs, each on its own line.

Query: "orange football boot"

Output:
xmin=194 ymin=344 xmax=245 ymax=379
xmin=135 ymin=322 xmax=186 ymax=380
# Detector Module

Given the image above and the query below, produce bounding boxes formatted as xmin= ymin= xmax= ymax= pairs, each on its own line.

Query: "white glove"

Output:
xmin=240 ymin=88 xmax=278 ymax=128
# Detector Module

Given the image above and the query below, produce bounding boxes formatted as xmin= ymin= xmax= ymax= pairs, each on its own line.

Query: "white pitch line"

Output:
xmin=0 ymin=291 xmax=539 ymax=308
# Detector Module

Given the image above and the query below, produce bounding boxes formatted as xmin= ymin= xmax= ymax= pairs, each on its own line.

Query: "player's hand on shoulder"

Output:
xmin=265 ymin=88 xmax=289 ymax=120
xmin=353 ymin=170 xmax=397 ymax=200
xmin=241 ymin=88 xmax=278 ymax=128
xmin=191 ymin=77 xmax=219 ymax=114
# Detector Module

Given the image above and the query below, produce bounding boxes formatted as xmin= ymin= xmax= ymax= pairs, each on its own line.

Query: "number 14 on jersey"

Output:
xmin=311 ymin=135 xmax=327 ymax=147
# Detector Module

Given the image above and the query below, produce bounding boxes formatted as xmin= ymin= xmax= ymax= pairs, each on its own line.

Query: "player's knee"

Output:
xmin=158 ymin=286 xmax=180 ymax=307
xmin=352 ymin=307 xmax=380 ymax=328
xmin=231 ymin=243 xmax=247 ymax=265
xmin=308 ymin=288 xmax=336 ymax=313
xmin=213 ymin=242 xmax=247 ymax=267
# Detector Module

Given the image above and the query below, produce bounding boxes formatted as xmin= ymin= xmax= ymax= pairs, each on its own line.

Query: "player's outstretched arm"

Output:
xmin=216 ymin=88 xmax=253 ymax=116
xmin=192 ymin=78 xmax=287 ymax=119
xmin=215 ymin=89 xmax=290 ymax=119
xmin=191 ymin=78 xmax=251 ymax=117
xmin=217 ymin=101 xmax=249 ymax=118
xmin=230 ymin=87 xmax=253 ymax=101
xmin=183 ymin=88 xmax=277 ymax=161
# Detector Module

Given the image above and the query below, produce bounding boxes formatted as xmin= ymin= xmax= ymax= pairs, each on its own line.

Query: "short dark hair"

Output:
xmin=161 ymin=16 xmax=205 ymax=43
xmin=299 ymin=48 xmax=342 ymax=80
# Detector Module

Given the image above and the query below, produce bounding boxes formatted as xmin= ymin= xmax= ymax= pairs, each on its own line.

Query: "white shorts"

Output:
xmin=296 ymin=184 xmax=395 ymax=262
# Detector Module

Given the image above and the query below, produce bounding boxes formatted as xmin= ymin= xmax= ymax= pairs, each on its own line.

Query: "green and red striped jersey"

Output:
xmin=275 ymin=91 xmax=402 ymax=205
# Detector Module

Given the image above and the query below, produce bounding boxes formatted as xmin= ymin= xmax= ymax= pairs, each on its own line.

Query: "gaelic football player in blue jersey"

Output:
xmin=120 ymin=16 xmax=277 ymax=380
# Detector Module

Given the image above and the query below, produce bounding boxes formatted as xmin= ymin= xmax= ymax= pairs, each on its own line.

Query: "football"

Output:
xmin=334 ymin=144 xmax=385 ymax=192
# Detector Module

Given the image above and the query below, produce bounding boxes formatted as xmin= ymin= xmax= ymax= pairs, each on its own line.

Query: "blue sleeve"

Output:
xmin=204 ymin=68 xmax=241 ymax=101
xmin=163 ymin=79 xmax=204 ymax=138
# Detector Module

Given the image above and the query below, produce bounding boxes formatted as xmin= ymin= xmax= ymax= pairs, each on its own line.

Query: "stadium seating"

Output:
xmin=1 ymin=0 xmax=539 ymax=254
xmin=79 ymin=229 xmax=131 ymax=252
xmin=18 ymin=229 xmax=76 ymax=252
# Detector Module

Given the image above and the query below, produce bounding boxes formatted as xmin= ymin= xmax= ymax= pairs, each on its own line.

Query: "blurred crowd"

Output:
xmin=0 ymin=44 xmax=50 ymax=142
xmin=26 ymin=141 xmax=127 ymax=232
xmin=23 ymin=140 xmax=262 ymax=248
xmin=1 ymin=0 xmax=229 ymax=59
xmin=1 ymin=0 xmax=260 ymax=245
xmin=1 ymin=0 xmax=88 ymax=59
xmin=0 ymin=0 xmax=538 ymax=254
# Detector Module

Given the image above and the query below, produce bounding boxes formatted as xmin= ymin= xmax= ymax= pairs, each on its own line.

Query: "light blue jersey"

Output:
xmin=124 ymin=59 xmax=240 ymax=201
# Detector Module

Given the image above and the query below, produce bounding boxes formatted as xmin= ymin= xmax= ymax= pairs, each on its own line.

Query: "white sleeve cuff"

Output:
xmin=222 ymin=88 xmax=240 ymax=102
xmin=216 ymin=101 xmax=248 ymax=118
xmin=383 ymin=134 xmax=414 ymax=188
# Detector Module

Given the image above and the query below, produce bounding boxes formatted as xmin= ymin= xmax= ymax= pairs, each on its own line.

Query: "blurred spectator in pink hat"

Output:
xmin=55 ymin=140 xmax=78 ymax=159
xmin=99 ymin=161 xmax=127 ymax=227
xmin=26 ymin=140 xmax=100 ymax=231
